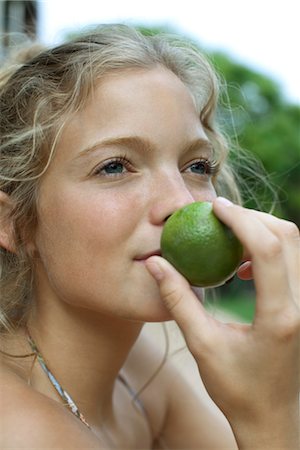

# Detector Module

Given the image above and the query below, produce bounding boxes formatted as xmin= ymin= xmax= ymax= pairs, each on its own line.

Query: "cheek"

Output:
xmin=34 ymin=188 xmax=143 ymax=266
xmin=32 ymin=188 xmax=161 ymax=317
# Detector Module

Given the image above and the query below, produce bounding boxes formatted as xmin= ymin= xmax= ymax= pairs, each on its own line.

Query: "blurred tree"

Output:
xmin=211 ymin=51 xmax=300 ymax=226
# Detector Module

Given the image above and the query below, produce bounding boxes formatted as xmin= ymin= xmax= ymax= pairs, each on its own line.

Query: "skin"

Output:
xmin=0 ymin=66 xmax=299 ymax=449
xmin=31 ymin=67 xmax=215 ymax=324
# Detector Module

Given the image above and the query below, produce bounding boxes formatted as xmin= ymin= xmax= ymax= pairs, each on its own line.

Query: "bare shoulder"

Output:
xmin=0 ymin=364 xmax=99 ymax=449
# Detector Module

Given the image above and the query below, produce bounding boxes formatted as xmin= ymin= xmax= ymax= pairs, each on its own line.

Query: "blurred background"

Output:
xmin=1 ymin=0 xmax=299 ymax=322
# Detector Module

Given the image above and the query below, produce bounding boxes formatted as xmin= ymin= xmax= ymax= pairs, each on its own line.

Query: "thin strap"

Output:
xmin=26 ymin=331 xmax=150 ymax=434
xmin=26 ymin=331 xmax=91 ymax=429
xmin=118 ymin=372 xmax=148 ymax=418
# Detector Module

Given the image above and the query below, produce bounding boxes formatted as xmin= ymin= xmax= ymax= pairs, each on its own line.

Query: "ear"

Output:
xmin=0 ymin=190 xmax=16 ymax=253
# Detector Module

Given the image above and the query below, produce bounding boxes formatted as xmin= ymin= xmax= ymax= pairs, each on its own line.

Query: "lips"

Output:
xmin=135 ymin=250 xmax=161 ymax=261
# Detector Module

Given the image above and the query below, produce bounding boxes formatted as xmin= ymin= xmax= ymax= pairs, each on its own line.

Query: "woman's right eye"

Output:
xmin=93 ymin=157 xmax=131 ymax=177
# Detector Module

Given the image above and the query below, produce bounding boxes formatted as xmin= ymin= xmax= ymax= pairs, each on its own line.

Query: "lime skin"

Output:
xmin=161 ymin=202 xmax=243 ymax=287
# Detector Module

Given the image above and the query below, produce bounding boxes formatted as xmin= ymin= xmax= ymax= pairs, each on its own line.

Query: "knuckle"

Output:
xmin=259 ymin=235 xmax=282 ymax=260
xmin=272 ymin=307 xmax=300 ymax=341
xmin=162 ymin=285 xmax=184 ymax=312
xmin=283 ymin=221 xmax=300 ymax=240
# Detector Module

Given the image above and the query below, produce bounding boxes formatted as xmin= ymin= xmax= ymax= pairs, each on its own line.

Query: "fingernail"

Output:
xmin=145 ymin=260 xmax=164 ymax=281
xmin=238 ymin=260 xmax=251 ymax=271
xmin=216 ymin=197 xmax=233 ymax=207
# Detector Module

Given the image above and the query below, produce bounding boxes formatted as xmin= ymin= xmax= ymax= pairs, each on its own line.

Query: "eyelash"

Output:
xmin=93 ymin=156 xmax=220 ymax=177
xmin=184 ymin=158 xmax=220 ymax=177
xmin=93 ymin=156 xmax=132 ymax=177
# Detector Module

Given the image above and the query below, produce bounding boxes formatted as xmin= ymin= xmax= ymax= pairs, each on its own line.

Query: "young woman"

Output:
xmin=0 ymin=24 xmax=299 ymax=449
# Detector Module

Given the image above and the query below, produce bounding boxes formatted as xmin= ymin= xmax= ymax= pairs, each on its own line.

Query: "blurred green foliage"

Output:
xmin=207 ymin=292 xmax=255 ymax=323
xmin=211 ymin=51 xmax=300 ymax=225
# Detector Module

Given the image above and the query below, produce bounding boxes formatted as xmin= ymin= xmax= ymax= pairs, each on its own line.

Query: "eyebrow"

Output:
xmin=76 ymin=136 xmax=152 ymax=159
xmin=76 ymin=135 xmax=214 ymax=160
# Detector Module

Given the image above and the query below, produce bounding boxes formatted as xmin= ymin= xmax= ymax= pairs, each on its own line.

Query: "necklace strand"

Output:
xmin=26 ymin=330 xmax=91 ymax=429
xmin=25 ymin=330 xmax=149 ymax=448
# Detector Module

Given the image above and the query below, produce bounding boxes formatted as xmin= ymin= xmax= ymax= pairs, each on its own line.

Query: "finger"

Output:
xmin=248 ymin=211 xmax=300 ymax=299
xmin=250 ymin=209 xmax=299 ymax=254
xmin=238 ymin=214 xmax=299 ymax=283
xmin=250 ymin=210 xmax=299 ymax=245
xmin=213 ymin=198 xmax=291 ymax=313
xmin=145 ymin=255 xmax=214 ymax=349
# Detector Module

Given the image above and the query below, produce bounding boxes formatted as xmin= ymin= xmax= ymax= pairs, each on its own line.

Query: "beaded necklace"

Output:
xmin=26 ymin=330 xmax=148 ymax=427
xmin=26 ymin=331 xmax=91 ymax=428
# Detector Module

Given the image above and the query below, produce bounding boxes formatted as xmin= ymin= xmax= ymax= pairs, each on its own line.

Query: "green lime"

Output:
xmin=161 ymin=201 xmax=243 ymax=287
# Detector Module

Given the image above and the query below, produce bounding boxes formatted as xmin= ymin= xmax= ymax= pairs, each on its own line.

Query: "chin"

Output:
xmin=129 ymin=293 xmax=174 ymax=323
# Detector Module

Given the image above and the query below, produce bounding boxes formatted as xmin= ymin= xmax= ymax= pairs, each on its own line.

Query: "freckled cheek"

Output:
xmin=37 ymin=192 xmax=143 ymax=259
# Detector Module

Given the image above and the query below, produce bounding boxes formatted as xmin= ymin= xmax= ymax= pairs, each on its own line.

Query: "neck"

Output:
xmin=26 ymin=298 xmax=143 ymax=424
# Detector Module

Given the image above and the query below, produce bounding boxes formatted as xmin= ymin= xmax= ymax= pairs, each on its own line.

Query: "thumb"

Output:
xmin=145 ymin=256 xmax=211 ymax=344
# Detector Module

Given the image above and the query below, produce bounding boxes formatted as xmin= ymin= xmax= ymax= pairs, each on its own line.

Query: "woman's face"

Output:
xmin=33 ymin=67 xmax=217 ymax=322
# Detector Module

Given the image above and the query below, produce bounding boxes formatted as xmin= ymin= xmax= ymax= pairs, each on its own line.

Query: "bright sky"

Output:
xmin=38 ymin=0 xmax=300 ymax=103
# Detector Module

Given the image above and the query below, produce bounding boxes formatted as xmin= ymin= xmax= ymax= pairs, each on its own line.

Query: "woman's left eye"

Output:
xmin=184 ymin=159 xmax=220 ymax=176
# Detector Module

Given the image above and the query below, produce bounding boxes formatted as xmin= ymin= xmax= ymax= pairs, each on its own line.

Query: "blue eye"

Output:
xmin=94 ymin=157 xmax=129 ymax=177
xmin=185 ymin=159 xmax=220 ymax=176
xmin=102 ymin=161 xmax=125 ymax=174
xmin=189 ymin=161 xmax=207 ymax=174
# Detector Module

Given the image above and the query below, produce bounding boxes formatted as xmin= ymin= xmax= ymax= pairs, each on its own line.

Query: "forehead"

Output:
xmin=55 ymin=67 xmax=207 ymax=162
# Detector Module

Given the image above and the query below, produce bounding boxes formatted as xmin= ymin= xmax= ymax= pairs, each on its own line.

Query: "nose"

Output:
xmin=149 ymin=171 xmax=195 ymax=225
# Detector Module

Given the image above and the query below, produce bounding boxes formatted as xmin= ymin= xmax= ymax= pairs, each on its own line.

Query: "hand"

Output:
xmin=146 ymin=197 xmax=300 ymax=448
